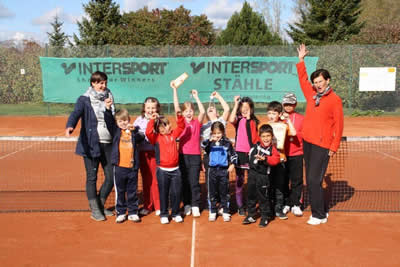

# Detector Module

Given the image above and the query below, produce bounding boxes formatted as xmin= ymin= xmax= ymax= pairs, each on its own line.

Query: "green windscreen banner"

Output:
xmin=40 ymin=57 xmax=319 ymax=103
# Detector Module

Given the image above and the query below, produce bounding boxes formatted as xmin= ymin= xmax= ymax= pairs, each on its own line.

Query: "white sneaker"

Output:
xmin=139 ymin=209 xmax=151 ymax=216
xmin=192 ymin=207 xmax=201 ymax=217
xmin=307 ymin=216 xmax=327 ymax=225
xmin=291 ymin=205 xmax=303 ymax=217
xmin=217 ymin=207 xmax=223 ymax=216
xmin=184 ymin=205 xmax=192 ymax=216
xmin=209 ymin=212 xmax=217 ymax=222
xmin=128 ymin=214 xmax=141 ymax=222
xmin=222 ymin=213 xmax=231 ymax=222
xmin=173 ymin=215 xmax=183 ymax=223
xmin=160 ymin=217 xmax=169 ymax=224
xmin=282 ymin=205 xmax=290 ymax=215
xmin=155 ymin=210 xmax=161 ymax=216
xmin=115 ymin=214 xmax=126 ymax=223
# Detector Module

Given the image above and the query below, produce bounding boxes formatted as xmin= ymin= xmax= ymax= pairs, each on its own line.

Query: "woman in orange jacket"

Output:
xmin=296 ymin=44 xmax=344 ymax=225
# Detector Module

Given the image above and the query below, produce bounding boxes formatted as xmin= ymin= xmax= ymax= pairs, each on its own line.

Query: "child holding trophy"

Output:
xmin=171 ymin=74 xmax=205 ymax=218
xmin=266 ymin=101 xmax=296 ymax=220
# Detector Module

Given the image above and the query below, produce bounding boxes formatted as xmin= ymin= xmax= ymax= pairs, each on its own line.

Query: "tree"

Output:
xmin=351 ymin=0 xmax=400 ymax=44
xmin=287 ymin=0 xmax=364 ymax=45
xmin=253 ymin=0 xmax=283 ymax=38
xmin=47 ymin=15 xmax=69 ymax=47
xmin=121 ymin=6 xmax=216 ymax=46
xmin=216 ymin=1 xmax=282 ymax=45
xmin=73 ymin=0 xmax=123 ymax=45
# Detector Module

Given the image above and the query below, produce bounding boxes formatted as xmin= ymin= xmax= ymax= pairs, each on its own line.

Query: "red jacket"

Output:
xmin=145 ymin=115 xmax=185 ymax=168
xmin=284 ymin=112 xmax=304 ymax=156
xmin=296 ymin=61 xmax=344 ymax=152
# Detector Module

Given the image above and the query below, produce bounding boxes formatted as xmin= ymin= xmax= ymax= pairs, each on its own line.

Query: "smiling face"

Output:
xmin=183 ymin=107 xmax=194 ymax=122
xmin=260 ymin=132 xmax=273 ymax=147
xmin=117 ymin=118 xmax=129 ymax=130
xmin=144 ymin=101 xmax=158 ymax=118
xmin=313 ymin=74 xmax=330 ymax=93
xmin=240 ymin=102 xmax=251 ymax=118
xmin=211 ymin=128 xmax=223 ymax=142
xmin=91 ymin=80 xmax=107 ymax=92
xmin=283 ymin=103 xmax=296 ymax=114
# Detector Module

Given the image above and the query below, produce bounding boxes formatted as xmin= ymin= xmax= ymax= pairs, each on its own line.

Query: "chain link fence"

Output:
xmin=0 ymin=45 xmax=399 ymax=113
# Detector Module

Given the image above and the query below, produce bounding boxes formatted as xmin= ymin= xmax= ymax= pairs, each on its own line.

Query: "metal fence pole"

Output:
xmin=348 ymin=45 xmax=353 ymax=110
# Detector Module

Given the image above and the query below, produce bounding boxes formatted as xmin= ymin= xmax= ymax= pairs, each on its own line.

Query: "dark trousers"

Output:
xmin=271 ymin=163 xmax=286 ymax=213
xmin=179 ymin=154 xmax=201 ymax=208
xmin=83 ymin=143 xmax=114 ymax=201
xmin=207 ymin=167 xmax=230 ymax=214
xmin=303 ymin=140 xmax=330 ymax=219
xmin=247 ymin=169 xmax=273 ymax=218
xmin=285 ymin=155 xmax=304 ymax=207
xmin=156 ymin=168 xmax=182 ymax=218
xmin=114 ymin=165 xmax=139 ymax=215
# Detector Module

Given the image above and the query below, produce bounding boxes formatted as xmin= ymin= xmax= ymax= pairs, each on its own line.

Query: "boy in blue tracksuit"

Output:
xmin=104 ymin=107 xmax=144 ymax=223
xmin=202 ymin=121 xmax=238 ymax=222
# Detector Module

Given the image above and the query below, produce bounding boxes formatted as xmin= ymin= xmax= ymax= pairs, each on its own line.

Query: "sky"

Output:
xmin=0 ymin=0 xmax=296 ymax=44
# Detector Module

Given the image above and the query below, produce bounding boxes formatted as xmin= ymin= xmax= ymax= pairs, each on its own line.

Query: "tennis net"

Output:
xmin=0 ymin=136 xmax=399 ymax=212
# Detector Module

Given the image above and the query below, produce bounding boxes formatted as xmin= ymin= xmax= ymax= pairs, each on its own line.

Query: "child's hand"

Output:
xmin=255 ymin=154 xmax=265 ymax=161
xmin=170 ymin=80 xmax=177 ymax=90
xmin=210 ymin=134 xmax=217 ymax=142
xmin=65 ymin=127 xmax=73 ymax=137
xmin=104 ymin=97 xmax=113 ymax=110
xmin=191 ymin=89 xmax=198 ymax=98
xmin=234 ymin=95 xmax=240 ymax=104
xmin=127 ymin=124 xmax=135 ymax=131
xmin=228 ymin=164 xmax=235 ymax=173
xmin=211 ymin=91 xmax=220 ymax=99
xmin=151 ymin=113 xmax=159 ymax=120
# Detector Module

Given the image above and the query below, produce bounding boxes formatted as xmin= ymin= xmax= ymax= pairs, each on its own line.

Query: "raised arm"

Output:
xmin=297 ymin=43 xmax=309 ymax=63
xmin=171 ymin=81 xmax=181 ymax=115
xmin=192 ymin=89 xmax=205 ymax=123
xmin=213 ymin=91 xmax=230 ymax=122
xmin=228 ymin=95 xmax=240 ymax=124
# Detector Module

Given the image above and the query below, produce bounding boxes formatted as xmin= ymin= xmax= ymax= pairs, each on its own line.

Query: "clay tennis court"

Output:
xmin=1 ymin=115 xmax=400 ymax=266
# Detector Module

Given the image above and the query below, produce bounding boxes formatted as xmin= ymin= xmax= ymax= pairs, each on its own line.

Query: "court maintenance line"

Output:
xmin=0 ymin=144 xmax=35 ymax=160
xmin=190 ymin=219 xmax=196 ymax=267
xmin=377 ymin=151 xmax=400 ymax=162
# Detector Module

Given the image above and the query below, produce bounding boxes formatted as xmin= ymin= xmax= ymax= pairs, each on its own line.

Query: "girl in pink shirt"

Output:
xmin=172 ymin=83 xmax=205 ymax=217
xmin=229 ymin=96 xmax=260 ymax=216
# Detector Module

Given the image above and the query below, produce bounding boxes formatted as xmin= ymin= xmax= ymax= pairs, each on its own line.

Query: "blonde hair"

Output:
xmin=115 ymin=108 xmax=130 ymax=122
xmin=181 ymin=101 xmax=194 ymax=112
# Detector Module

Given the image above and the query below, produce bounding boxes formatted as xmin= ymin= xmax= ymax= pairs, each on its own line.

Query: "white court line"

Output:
xmin=39 ymin=150 xmax=74 ymax=152
xmin=190 ymin=219 xmax=196 ymax=267
xmin=377 ymin=151 xmax=400 ymax=162
xmin=0 ymin=144 xmax=35 ymax=160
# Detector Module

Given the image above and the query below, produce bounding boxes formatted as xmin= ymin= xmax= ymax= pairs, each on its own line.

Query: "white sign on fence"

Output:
xmin=359 ymin=67 xmax=396 ymax=91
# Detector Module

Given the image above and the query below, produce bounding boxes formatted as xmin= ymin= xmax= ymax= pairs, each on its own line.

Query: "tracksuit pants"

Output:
xmin=285 ymin=155 xmax=304 ymax=207
xmin=207 ymin=167 xmax=230 ymax=214
xmin=83 ymin=143 xmax=114 ymax=201
xmin=156 ymin=168 xmax=182 ymax=218
xmin=271 ymin=163 xmax=286 ymax=213
xmin=139 ymin=150 xmax=160 ymax=211
xmin=303 ymin=140 xmax=330 ymax=219
xmin=247 ymin=169 xmax=274 ymax=218
xmin=179 ymin=154 xmax=201 ymax=208
xmin=113 ymin=166 xmax=139 ymax=215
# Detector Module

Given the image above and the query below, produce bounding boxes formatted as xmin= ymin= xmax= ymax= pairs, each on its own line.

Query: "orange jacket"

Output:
xmin=296 ymin=61 xmax=344 ymax=152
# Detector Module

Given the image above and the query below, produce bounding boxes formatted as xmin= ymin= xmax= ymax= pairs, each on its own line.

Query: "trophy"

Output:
xmin=269 ymin=122 xmax=287 ymax=150
xmin=172 ymin=72 xmax=189 ymax=88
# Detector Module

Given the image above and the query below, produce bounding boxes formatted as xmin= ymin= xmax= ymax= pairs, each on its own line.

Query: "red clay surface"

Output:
xmin=1 ymin=115 xmax=400 ymax=266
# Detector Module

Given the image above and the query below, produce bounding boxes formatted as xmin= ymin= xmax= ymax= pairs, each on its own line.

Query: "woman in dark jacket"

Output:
xmin=65 ymin=71 xmax=115 ymax=221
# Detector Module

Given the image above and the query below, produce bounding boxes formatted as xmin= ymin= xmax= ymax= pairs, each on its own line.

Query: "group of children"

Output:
xmin=68 ymin=71 xmax=305 ymax=228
